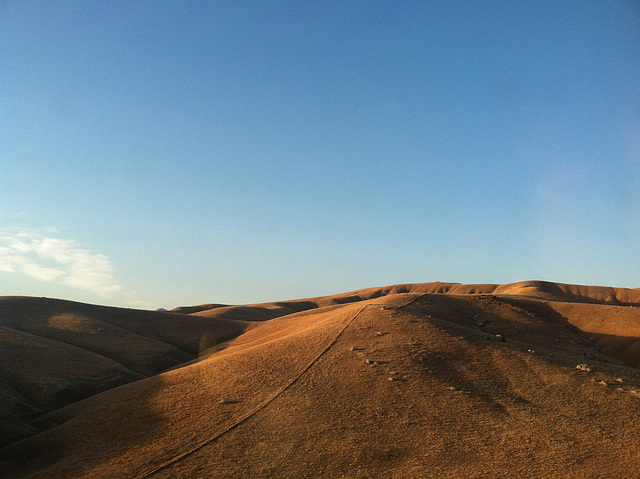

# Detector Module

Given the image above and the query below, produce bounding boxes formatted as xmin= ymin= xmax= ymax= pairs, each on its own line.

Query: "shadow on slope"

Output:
xmin=0 ymin=301 xmax=373 ymax=478
xmin=0 ymin=296 xmax=254 ymax=472
xmin=497 ymin=296 xmax=640 ymax=368
xmin=493 ymin=280 xmax=640 ymax=306
xmin=0 ymin=369 xmax=174 ymax=478
xmin=149 ymin=293 xmax=640 ymax=478
xmin=2 ymin=282 xmax=640 ymax=477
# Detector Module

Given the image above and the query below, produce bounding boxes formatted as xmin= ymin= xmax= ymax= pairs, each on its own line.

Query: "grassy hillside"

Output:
xmin=1 ymin=281 xmax=639 ymax=478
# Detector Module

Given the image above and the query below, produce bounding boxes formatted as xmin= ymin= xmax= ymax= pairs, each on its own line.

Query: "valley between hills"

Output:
xmin=1 ymin=280 xmax=640 ymax=478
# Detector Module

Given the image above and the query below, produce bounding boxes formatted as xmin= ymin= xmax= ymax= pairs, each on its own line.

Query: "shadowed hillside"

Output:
xmin=1 ymin=281 xmax=640 ymax=478
xmin=0 ymin=297 xmax=254 ymax=450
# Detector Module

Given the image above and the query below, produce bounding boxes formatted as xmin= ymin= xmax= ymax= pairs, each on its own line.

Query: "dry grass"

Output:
xmin=1 ymin=281 xmax=640 ymax=478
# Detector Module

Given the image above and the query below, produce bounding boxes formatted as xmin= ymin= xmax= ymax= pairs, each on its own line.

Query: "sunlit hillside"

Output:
xmin=1 ymin=281 xmax=640 ymax=478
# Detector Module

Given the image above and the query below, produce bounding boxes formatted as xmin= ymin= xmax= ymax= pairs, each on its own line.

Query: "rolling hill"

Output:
xmin=1 ymin=281 xmax=640 ymax=478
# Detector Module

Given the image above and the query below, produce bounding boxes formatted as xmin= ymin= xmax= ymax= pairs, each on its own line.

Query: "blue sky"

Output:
xmin=1 ymin=1 xmax=639 ymax=309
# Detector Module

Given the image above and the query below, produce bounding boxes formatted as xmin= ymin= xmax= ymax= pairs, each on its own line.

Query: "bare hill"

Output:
xmin=0 ymin=297 xmax=254 ymax=450
xmin=1 ymin=281 xmax=640 ymax=478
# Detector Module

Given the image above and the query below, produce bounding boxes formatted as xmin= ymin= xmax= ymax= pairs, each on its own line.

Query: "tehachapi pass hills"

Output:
xmin=1 ymin=280 xmax=640 ymax=478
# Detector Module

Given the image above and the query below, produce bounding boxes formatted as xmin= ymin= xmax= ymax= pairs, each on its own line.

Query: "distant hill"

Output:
xmin=1 ymin=281 xmax=640 ymax=478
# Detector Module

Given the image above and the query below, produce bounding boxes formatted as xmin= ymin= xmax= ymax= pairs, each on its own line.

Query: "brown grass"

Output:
xmin=1 ymin=281 xmax=640 ymax=478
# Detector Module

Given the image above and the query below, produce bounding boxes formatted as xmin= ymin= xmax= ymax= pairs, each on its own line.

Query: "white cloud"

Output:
xmin=0 ymin=231 xmax=122 ymax=296
xmin=20 ymin=259 xmax=66 ymax=282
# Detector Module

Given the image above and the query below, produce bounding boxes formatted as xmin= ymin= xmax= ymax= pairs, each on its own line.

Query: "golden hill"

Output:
xmin=1 ymin=281 xmax=640 ymax=478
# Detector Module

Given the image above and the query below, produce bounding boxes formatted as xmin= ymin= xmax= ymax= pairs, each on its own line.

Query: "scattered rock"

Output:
xmin=388 ymin=377 xmax=400 ymax=381
xmin=495 ymin=334 xmax=506 ymax=342
xmin=220 ymin=398 xmax=231 ymax=404
xmin=365 ymin=358 xmax=378 ymax=366
xmin=350 ymin=346 xmax=364 ymax=351
xmin=597 ymin=380 xmax=608 ymax=387
xmin=615 ymin=378 xmax=624 ymax=384
xmin=576 ymin=364 xmax=592 ymax=372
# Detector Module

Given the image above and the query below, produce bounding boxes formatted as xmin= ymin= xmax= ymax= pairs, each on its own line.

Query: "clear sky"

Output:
xmin=1 ymin=1 xmax=639 ymax=309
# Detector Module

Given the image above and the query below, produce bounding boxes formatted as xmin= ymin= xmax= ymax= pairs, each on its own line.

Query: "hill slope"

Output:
xmin=0 ymin=297 xmax=254 ymax=450
xmin=1 ymin=281 xmax=640 ymax=478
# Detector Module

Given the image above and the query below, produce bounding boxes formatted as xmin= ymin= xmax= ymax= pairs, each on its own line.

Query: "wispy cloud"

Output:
xmin=0 ymin=231 xmax=122 ymax=296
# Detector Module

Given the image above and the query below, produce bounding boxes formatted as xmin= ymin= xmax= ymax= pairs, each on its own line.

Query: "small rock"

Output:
xmin=615 ymin=378 xmax=624 ymax=384
xmin=220 ymin=398 xmax=231 ymax=404
xmin=376 ymin=331 xmax=385 ymax=336
xmin=495 ymin=334 xmax=506 ymax=342
xmin=597 ymin=380 xmax=608 ymax=387
xmin=473 ymin=315 xmax=488 ymax=327
xmin=576 ymin=364 xmax=592 ymax=372
xmin=388 ymin=377 xmax=400 ymax=381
